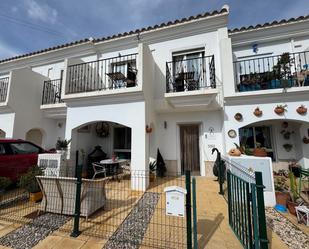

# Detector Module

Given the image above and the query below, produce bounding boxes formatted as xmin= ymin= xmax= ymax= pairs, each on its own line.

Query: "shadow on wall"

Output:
xmin=0 ymin=129 xmax=5 ymax=138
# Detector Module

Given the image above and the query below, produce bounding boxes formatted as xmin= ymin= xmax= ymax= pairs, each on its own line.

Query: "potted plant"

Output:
xmin=234 ymin=113 xmax=243 ymax=121
xmin=253 ymin=142 xmax=267 ymax=157
xmin=149 ymin=160 xmax=157 ymax=182
xmin=18 ymin=166 xmax=43 ymax=202
xmin=274 ymin=176 xmax=290 ymax=207
xmin=253 ymin=107 xmax=263 ymax=117
xmin=283 ymin=143 xmax=293 ymax=152
xmin=274 ymin=105 xmax=287 ymax=115
xmin=55 ymin=138 xmax=71 ymax=153
xmin=288 ymin=161 xmax=301 ymax=178
xmin=296 ymin=105 xmax=307 ymax=115
xmin=287 ymin=171 xmax=302 ymax=215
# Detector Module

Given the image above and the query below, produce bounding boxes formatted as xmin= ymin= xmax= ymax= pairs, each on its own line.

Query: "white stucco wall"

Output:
xmin=65 ymin=101 xmax=147 ymax=171
xmin=0 ymin=113 xmax=15 ymax=138
xmin=224 ymin=97 xmax=309 ymax=168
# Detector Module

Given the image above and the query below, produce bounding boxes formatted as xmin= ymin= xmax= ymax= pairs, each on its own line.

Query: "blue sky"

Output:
xmin=0 ymin=0 xmax=308 ymax=60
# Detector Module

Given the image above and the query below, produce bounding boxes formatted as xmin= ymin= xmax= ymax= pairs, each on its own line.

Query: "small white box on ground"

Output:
xmin=164 ymin=186 xmax=187 ymax=217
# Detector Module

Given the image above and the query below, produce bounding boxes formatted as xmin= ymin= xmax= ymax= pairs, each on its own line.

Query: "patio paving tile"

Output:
xmin=33 ymin=235 xmax=64 ymax=249
xmin=50 ymin=237 xmax=85 ymax=249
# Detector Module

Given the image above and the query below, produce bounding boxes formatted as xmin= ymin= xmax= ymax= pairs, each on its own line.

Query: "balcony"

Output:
xmin=0 ymin=77 xmax=9 ymax=103
xmin=66 ymin=53 xmax=138 ymax=95
xmin=42 ymin=79 xmax=63 ymax=105
xmin=234 ymin=51 xmax=309 ymax=93
xmin=165 ymin=55 xmax=219 ymax=110
xmin=166 ymin=55 xmax=216 ymax=93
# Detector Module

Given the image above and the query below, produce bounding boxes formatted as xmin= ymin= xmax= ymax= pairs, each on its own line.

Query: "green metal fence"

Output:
xmin=225 ymin=161 xmax=268 ymax=249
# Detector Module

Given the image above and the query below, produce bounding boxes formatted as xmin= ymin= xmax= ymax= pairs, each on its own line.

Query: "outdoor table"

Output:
xmin=99 ymin=159 xmax=127 ymax=177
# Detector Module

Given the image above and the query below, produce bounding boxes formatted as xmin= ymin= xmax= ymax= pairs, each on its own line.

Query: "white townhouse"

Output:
xmin=0 ymin=5 xmax=308 ymax=179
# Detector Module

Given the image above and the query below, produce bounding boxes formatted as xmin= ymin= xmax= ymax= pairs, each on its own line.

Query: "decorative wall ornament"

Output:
xmin=296 ymin=105 xmax=307 ymax=115
xmin=253 ymin=107 xmax=263 ymax=117
xmin=228 ymin=129 xmax=237 ymax=138
xmin=146 ymin=125 xmax=153 ymax=133
xmin=95 ymin=122 xmax=110 ymax=137
xmin=234 ymin=113 xmax=243 ymax=121
xmin=274 ymin=105 xmax=287 ymax=115
xmin=303 ymin=136 xmax=309 ymax=144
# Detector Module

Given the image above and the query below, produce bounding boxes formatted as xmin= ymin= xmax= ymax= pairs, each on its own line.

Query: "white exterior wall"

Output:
xmin=32 ymin=61 xmax=65 ymax=80
xmin=224 ymin=97 xmax=309 ymax=168
xmin=0 ymin=113 xmax=15 ymax=138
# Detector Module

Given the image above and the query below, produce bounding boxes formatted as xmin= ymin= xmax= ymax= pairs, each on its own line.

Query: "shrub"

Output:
xmin=18 ymin=166 xmax=43 ymax=193
xmin=0 ymin=177 xmax=11 ymax=191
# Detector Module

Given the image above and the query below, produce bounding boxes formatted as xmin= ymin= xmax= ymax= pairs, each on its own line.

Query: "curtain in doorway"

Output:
xmin=180 ymin=125 xmax=200 ymax=173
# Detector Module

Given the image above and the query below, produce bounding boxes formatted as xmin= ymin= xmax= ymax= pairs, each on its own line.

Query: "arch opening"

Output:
xmin=237 ymin=119 xmax=309 ymax=170
xmin=71 ymin=121 xmax=132 ymax=179
xmin=26 ymin=128 xmax=45 ymax=146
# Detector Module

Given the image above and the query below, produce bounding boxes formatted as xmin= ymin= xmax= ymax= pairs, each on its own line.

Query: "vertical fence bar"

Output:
xmin=251 ymin=183 xmax=259 ymax=249
xmin=185 ymin=170 xmax=192 ymax=249
xmin=71 ymin=150 xmax=82 ymax=237
xmin=192 ymin=177 xmax=198 ymax=249
xmin=255 ymin=172 xmax=268 ymax=249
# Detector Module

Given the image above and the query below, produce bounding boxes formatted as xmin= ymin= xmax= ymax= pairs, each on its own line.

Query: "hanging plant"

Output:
xmin=234 ymin=113 xmax=243 ymax=121
xmin=283 ymin=143 xmax=293 ymax=152
xmin=280 ymin=130 xmax=294 ymax=140
xmin=296 ymin=105 xmax=307 ymax=115
xmin=303 ymin=136 xmax=309 ymax=144
xmin=253 ymin=107 xmax=263 ymax=117
xmin=146 ymin=125 xmax=153 ymax=133
xmin=274 ymin=105 xmax=287 ymax=115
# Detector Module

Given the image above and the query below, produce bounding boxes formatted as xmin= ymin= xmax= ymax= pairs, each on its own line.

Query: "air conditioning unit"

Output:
xmin=38 ymin=153 xmax=66 ymax=177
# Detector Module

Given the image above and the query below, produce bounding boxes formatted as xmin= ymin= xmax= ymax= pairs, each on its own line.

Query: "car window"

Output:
xmin=0 ymin=144 xmax=6 ymax=155
xmin=10 ymin=142 xmax=40 ymax=154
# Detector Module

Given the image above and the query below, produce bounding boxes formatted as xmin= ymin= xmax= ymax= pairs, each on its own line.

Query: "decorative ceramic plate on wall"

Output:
xmin=228 ymin=129 xmax=237 ymax=138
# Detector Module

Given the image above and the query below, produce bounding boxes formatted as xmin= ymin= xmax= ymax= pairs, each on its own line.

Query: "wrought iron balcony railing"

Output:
xmin=166 ymin=55 xmax=216 ymax=93
xmin=0 ymin=77 xmax=9 ymax=102
xmin=66 ymin=53 xmax=138 ymax=94
xmin=42 ymin=79 xmax=63 ymax=105
xmin=234 ymin=51 xmax=309 ymax=92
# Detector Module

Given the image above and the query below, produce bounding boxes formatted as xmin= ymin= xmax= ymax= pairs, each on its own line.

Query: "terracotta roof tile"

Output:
xmin=0 ymin=7 xmax=228 ymax=64
xmin=229 ymin=15 xmax=309 ymax=34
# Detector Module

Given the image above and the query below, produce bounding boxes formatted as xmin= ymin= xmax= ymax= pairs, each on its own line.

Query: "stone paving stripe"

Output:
xmin=104 ymin=192 xmax=160 ymax=249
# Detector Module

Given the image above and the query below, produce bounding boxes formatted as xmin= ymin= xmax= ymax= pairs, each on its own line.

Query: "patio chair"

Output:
xmin=92 ymin=162 xmax=107 ymax=179
xmin=36 ymin=176 xmax=107 ymax=220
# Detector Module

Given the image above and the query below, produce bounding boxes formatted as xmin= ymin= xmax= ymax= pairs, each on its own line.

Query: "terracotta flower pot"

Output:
xmin=303 ymin=136 xmax=309 ymax=144
xmin=29 ymin=191 xmax=43 ymax=202
xmin=234 ymin=113 xmax=243 ymax=121
xmin=287 ymin=201 xmax=298 ymax=216
xmin=228 ymin=148 xmax=242 ymax=157
xmin=275 ymin=192 xmax=290 ymax=207
xmin=253 ymin=107 xmax=263 ymax=117
xmin=297 ymin=105 xmax=307 ymax=115
xmin=146 ymin=125 xmax=153 ymax=133
xmin=274 ymin=107 xmax=285 ymax=115
xmin=253 ymin=148 xmax=267 ymax=157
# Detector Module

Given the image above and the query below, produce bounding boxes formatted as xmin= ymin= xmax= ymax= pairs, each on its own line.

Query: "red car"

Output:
xmin=0 ymin=139 xmax=47 ymax=181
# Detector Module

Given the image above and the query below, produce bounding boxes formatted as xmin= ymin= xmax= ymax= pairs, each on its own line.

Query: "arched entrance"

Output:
xmin=26 ymin=128 xmax=44 ymax=146
xmin=0 ymin=129 xmax=5 ymax=138
xmin=71 ymin=121 xmax=132 ymax=179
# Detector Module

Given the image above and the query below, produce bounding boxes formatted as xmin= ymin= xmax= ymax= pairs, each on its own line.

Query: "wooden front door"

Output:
xmin=180 ymin=124 xmax=200 ymax=174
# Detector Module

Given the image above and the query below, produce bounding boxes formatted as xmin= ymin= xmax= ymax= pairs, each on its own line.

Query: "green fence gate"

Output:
xmin=224 ymin=159 xmax=268 ymax=249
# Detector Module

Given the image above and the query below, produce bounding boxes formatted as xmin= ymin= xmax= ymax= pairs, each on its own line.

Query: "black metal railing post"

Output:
xmin=255 ymin=172 xmax=268 ymax=249
xmin=192 ymin=177 xmax=198 ymax=249
xmin=71 ymin=150 xmax=82 ymax=237
xmin=185 ymin=170 xmax=192 ymax=249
